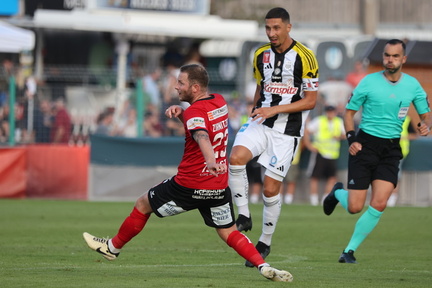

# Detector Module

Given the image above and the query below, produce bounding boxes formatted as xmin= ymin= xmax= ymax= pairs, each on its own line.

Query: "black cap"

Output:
xmin=325 ymin=105 xmax=336 ymax=111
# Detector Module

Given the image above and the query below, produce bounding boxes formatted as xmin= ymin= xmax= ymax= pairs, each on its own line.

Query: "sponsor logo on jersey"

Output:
xmin=207 ymin=104 xmax=228 ymax=121
xmin=271 ymin=68 xmax=282 ymax=81
xmin=239 ymin=123 xmax=249 ymax=132
xmin=264 ymin=63 xmax=273 ymax=69
xmin=263 ymin=51 xmax=270 ymax=63
xmin=187 ymin=117 xmax=206 ymax=130
xmin=284 ymin=60 xmax=293 ymax=71
xmin=264 ymin=82 xmax=298 ymax=95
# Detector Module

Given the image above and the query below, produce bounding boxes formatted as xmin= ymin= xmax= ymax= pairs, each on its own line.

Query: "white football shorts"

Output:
xmin=233 ymin=118 xmax=300 ymax=181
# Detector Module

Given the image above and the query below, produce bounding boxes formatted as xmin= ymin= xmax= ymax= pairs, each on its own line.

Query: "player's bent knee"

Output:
xmin=348 ymin=205 xmax=363 ymax=214
xmin=229 ymin=154 xmax=249 ymax=165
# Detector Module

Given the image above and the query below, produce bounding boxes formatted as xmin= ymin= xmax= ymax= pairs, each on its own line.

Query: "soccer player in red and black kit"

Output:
xmin=83 ymin=64 xmax=293 ymax=282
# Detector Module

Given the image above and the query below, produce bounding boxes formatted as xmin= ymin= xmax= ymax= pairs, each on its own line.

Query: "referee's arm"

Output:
xmin=343 ymin=109 xmax=357 ymax=134
xmin=418 ymin=112 xmax=432 ymax=136
xmin=344 ymin=109 xmax=362 ymax=156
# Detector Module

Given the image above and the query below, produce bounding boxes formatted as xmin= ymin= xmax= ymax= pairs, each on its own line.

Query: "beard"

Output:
xmin=270 ymin=42 xmax=281 ymax=48
xmin=384 ymin=64 xmax=401 ymax=74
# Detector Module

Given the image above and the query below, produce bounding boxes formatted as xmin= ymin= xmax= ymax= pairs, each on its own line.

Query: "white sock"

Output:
xmin=258 ymin=263 xmax=270 ymax=270
xmin=250 ymin=194 xmax=260 ymax=204
xmin=229 ymin=165 xmax=250 ymax=216
xmin=259 ymin=194 xmax=281 ymax=246
xmin=284 ymin=194 xmax=293 ymax=204
xmin=387 ymin=194 xmax=398 ymax=207
xmin=310 ymin=194 xmax=319 ymax=206
xmin=108 ymin=239 xmax=121 ymax=253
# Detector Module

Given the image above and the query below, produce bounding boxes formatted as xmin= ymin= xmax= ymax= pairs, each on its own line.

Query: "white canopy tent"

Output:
xmin=33 ymin=9 xmax=258 ymax=40
xmin=0 ymin=20 xmax=35 ymax=53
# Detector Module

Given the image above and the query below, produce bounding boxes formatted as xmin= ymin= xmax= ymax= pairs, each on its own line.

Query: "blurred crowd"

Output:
xmin=0 ymin=50 xmax=254 ymax=145
xmin=0 ymin=56 xmax=367 ymax=146
xmin=0 ymin=47 xmax=369 ymax=144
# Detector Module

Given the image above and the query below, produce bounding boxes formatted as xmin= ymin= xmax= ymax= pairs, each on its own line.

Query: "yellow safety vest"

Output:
xmin=313 ymin=116 xmax=343 ymax=159
xmin=400 ymin=116 xmax=410 ymax=158
xmin=292 ymin=143 xmax=302 ymax=165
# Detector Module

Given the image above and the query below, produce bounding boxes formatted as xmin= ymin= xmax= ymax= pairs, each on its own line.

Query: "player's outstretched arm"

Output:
xmin=165 ymin=105 xmax=184 ymax=123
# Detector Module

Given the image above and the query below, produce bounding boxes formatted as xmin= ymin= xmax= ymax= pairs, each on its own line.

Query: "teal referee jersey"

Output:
xmin=347 ymin=71 xmax=430 ymax=139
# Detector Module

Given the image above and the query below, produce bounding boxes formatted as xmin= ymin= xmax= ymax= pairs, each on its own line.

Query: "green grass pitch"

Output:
xmin=1 ymin=199 xmax=431 ymax=287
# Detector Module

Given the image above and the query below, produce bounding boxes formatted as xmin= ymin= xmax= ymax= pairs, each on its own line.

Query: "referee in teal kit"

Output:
xmin=323 ymin=39 xmax=432 ymax=264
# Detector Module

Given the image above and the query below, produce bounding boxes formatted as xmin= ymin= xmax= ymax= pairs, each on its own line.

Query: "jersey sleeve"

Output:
xmin=183 ymin=107 xmax=208 ymax=133
xmin=412 ymin=81 xmax=431 ymax=115
xmin=346 ymin=76 xmax=368 ymax=111
xmin=253 ymin=45 xmax=267 ymax=85
xmin=298 ymin=45 xmax=319 ymax=91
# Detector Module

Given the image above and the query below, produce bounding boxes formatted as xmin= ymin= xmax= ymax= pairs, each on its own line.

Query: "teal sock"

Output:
xmin=335 ymin=188 xmax=349 ymax=211
xmin=345 ymin=206 xmax=383 ymax=252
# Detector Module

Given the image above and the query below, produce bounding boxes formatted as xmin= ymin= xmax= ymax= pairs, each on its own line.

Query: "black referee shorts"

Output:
xmin=347 ymin=129 xmax=402 ymax=190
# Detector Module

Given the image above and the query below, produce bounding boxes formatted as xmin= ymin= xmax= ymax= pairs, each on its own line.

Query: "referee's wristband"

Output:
xmin=346 ymin=130 xmax=356 ymax=146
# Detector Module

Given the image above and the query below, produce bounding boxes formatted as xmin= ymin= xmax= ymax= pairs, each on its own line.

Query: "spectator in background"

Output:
xmin=345 ymin=60 xmax=367 ymax=89
xmin=33 ymin=99 xmax=53 ymax=143
xmin=144 ymin=109 xmax=163 ymax=138
xmin=318 ymin=72 xmax=353 ymax=117
xmin=304 ymin=106 xmax=345 ymax=205
xmin=184 ymin=42 xmax=205 ymax=66
xmin=0 ymin=104 xmax=9 ymax=143
xmin=50 ymin=98 xmax=72 ymax=143
xmin=143 ymin=68 xmax=162 ymax=109
xmin=94 ymin=107 xmax=118 ymax=136
xmin=161 ymin=63 xmax=185 ymax=137
xmin=118 ymin=108 xmax=138 ymax=138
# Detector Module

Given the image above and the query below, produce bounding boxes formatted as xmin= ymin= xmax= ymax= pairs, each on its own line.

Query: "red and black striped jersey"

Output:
xmin=253 ymin=40 xmax=319 ymax=136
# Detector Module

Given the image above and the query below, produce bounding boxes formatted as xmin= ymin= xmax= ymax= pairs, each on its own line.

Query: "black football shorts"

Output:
xmin=347 ymin=129 xmax=402 ymax=190
xmin=147 ymin=176 xmax=235 ymax=229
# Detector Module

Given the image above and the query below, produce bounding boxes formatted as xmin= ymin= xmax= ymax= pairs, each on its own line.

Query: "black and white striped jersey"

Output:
xmin=253 ymin=40 xmax=319 ymax=137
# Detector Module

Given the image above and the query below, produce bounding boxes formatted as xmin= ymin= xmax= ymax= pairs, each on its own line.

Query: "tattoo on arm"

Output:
xmin=193 ymin=131 xmax=209 ymax=142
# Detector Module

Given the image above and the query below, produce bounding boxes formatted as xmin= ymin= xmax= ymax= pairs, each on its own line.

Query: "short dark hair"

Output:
xmin=180 ymin=63 xmax=209 ymax=88
xmin=265 ymin=7 xmax=290 ymax=23
xmin=386 ymin=39 xmax=406 ymax=55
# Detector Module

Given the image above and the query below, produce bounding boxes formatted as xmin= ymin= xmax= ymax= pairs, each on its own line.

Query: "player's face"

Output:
xmin=265 ymin=18 xmax=291 ymax=50
xmin=175 ymin=72 xmax=193 ymax=102
xmin=382 ymin=43 xmax=406 ymax=74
